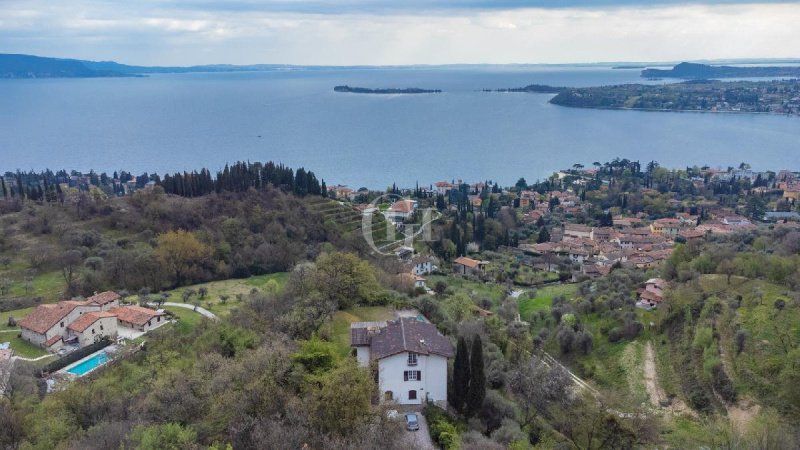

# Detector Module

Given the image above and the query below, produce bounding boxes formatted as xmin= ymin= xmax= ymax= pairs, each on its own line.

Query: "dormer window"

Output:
xmin=407 ymin=352 xmax=418 ymax=366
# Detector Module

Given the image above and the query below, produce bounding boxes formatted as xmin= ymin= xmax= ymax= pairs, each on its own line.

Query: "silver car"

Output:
xmin=405 ymin=413 xmax=420 ymax=431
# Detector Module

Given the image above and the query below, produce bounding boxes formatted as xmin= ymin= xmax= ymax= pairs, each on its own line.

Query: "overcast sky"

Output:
xmin=1 ymin=0 xmax=799 ymax=65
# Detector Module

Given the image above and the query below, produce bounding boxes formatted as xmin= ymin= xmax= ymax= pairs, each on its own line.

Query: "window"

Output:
xmin=407 ymin=352 xmax=418 ymax=366
xmin=91 ymin=329 xmax=95 ymax=334
xmin=60 ymin=322 xmax=64 ymax=328
xmin=408 ymin=390 xmax=417 ymax=400
xmin=403 ymin=370 xmax=421 ymax=381
xmin=100 ymin=325 xmax=104 ymax=331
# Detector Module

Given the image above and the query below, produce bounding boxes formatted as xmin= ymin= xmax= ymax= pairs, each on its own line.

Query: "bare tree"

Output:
xmin=507 ymin=357 xmax=573 ymax=427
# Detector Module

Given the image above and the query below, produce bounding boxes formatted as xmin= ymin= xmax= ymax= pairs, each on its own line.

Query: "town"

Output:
xmin=1 ymin=158 xmax=799 ymax=449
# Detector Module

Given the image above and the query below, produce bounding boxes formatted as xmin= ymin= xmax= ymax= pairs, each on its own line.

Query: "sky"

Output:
xmin=1 ymin=0 xmax=799 ymax=66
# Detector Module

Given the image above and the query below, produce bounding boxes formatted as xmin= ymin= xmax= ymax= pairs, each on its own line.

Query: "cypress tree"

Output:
xmin=466 ymin=335 xmax=486 ymax=417
xmin=450 ymin=336 xmax=470 ymax=413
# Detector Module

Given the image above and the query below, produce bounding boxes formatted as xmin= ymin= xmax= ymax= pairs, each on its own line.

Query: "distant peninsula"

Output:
xmin=642 ymin=62 xmax=800 ymax=79
xmin=487 ymin=84 xmax=565 ymax=94
xmin=0 ymin=54 xmax=137 ymax=78
xmin=549 ymin=79 xmax=800 ymax=115
xmin=333 ymin=85 xmax=441 ymax=94
xmin=612 ymin=65 xmax=646 ymax=70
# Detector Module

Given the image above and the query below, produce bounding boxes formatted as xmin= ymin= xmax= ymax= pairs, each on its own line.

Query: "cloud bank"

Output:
xmin=1 ymin=1 xmax=798 ymax=65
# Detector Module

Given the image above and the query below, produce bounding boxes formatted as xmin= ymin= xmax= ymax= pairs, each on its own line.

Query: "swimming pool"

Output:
xmin=66 ymin=351 xmax=110 ymax=376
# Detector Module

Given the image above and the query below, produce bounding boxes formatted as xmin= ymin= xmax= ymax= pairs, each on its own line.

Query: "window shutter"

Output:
xmin=417 ymin=371 xmax=422 ymax=381
xmin=404 ymin=371 xmax=408 ymax=381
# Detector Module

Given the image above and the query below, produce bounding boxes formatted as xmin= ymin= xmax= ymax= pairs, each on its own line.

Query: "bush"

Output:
xmin=711 ymin=364 xmax=737 ymax=403
xmin=424 ymin=404 xmax=462 ymax=450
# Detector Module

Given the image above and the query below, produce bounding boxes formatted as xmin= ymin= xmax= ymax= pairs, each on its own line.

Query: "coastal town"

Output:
xmin=328 ymin=163 xmax=798 ymax=294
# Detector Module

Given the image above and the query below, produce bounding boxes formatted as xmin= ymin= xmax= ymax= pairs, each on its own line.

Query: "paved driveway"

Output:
xmin=404 ymin=412 xmax=435 ymax=450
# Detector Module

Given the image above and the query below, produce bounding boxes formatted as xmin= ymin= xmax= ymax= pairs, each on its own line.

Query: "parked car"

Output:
xmin=405 ymin=413 xmax=419 ymax=431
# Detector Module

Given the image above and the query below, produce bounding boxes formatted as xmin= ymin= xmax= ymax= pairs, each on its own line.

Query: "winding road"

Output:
xmin=148 ymin=302 xmax=218 ymax=320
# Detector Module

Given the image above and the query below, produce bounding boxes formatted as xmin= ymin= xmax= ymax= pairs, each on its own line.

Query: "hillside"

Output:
xmin=0 ymin=54 xmax=132 ymax=78
xmin=642 ymin=62 xmax=800 ymax=79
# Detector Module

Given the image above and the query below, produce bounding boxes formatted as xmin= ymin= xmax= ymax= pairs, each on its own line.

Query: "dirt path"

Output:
xmin=643 ymin=341 xmax=665 ymax=406
xmin=643 ymin=341 xmax=695 ymax=417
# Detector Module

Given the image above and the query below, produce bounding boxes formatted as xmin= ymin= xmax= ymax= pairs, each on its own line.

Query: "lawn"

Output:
xmin=518 ymin=283 xmax=578 ymax=320
xmin=324 ymin=306 xmax=396 ymax=356
xmin=426 ymin=275 xmax=508 ymax=304
xmin=129 ymin=273 xmax=288 ymax=316
xmin=1 ymin=333 xmax=50 ymax=359
xmin=165 ymin=307 xmax=207 ymax=335
xmin=0 ymin=306 xmax=35 ymax=331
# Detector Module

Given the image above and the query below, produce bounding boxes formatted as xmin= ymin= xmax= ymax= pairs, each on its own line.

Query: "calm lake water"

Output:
xmin=1 ymin=66 xmax=798 ymax=188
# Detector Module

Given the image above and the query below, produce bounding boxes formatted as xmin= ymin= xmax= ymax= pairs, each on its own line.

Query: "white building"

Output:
xmin=410 ymin=256 xmax=434 ymax=276
xmin=352 ymin=318 xmax=453 ymax=406
xmin=18 ymin=301 xmax=102 ymax=351
xmin=383 ymin=199 xmax=418 ymax=224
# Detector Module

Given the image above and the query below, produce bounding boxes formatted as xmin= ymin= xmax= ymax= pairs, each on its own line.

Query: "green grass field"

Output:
xmin=1 ymin=333 xmax=50 ymax=358
xmin=0 ymin=306 xmax=35 ymax=331
xmin=518 ymin=283 xmax=578 ymax=320
xmin=129 ymin=272 xmax=288 ymax=316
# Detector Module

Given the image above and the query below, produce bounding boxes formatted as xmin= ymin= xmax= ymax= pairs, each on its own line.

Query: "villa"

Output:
xmin=352 ymin=318 xmax=453 ymax=406
xmin=18 ymin=292 xmax=165 ymax=351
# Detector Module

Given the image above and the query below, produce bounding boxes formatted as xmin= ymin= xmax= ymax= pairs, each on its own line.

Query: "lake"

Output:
xmin=1 ymin=66 xmax=798 ymax=188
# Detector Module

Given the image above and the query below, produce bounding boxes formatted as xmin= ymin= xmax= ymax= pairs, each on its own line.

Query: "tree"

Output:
xmin=155 ymin=230 xmax=210 ymax=287
xmin=60 ymin=249 xmax=83 ymax=295
xmin=508 ymin=358 xmax=572 ymax=427
xmin=314 ymin=252 xmax=380 ymax=309
xmin=310 ymin=359 xmax=376 ymax=436
xmin=198 ymin=287 xmax=208 ymax=299
xmin=466 ymin=335 xmax=486 ymax=417
xmin=128 ymin=423 xmax=197 ymax=450
xmin=717 ymin=259 xmax=735 ymax=285
xmin=451 ymin=336 xmax=470 ymax=413
xmin=536 ymin=228 xmax=550 ymax=243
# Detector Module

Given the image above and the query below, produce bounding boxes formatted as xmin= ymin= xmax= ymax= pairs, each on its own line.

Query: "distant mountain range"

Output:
xmin=641 ymin=62 xmax=800 ymax=79
xmin=0 ymin=53 xmax=303 ymax=78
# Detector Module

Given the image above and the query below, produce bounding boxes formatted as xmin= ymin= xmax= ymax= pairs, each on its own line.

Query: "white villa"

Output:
xmin=351 ymin=318 xmax=453 ymax=406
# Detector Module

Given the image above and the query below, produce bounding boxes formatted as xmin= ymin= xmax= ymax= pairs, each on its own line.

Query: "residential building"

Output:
xmin=83 ymin=291 xmax=121 ymax=311
xmin=18 ymin=301 xmax=102 ymax=351
xmin=384 ymin=199 xmax=418 ymax=223
xmin=351 ymin=318 xmax=453 ymax=406
xmin=109 ymin=305 xmax=166 ymax=332
xmin=563 ymin=224 xmax=592 ymax=240
xmin=66 ymin=311 xmax=118 ymax=347
xmin=650 ymin=218 xmax=681 ymax=237
xmin=453 ymin=256 xmax=487 ymax=275
xmin=410 ymin=256 xmax=435 ymax=275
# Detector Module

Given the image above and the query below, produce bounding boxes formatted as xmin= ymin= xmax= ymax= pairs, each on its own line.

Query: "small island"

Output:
xmin=333 ymin=85 xmax=441 ymax=94
xmin=487 ymin=84 xmax=566 ymax=94
xmin=549 ymin=79 xmax=800 ymax=115
xmin=642 ymin=62 xmax=800 ymax=79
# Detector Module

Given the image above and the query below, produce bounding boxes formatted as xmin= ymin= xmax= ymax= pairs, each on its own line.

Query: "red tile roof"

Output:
xmin=85 ymin=291 xmax=120 ymax=306
xmin=390 ymin=200 xmax=416 ymax=213
xmin=453 ymin=256 xmax=482 ymax=268
xmin=19 ymin=303 xmax=82 ymax=335
xmin=108 ymin=305 xmax=163 ymax=326
xmin=45 ymin=335 xmax=63 ymax=347
xmin=67 ymin=311 xmax=117 ymax=333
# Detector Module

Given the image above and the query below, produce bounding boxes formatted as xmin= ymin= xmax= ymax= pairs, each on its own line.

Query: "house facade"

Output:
xmin=410 ymin=256 xmax=434 ymax=275
xmin=66 ymin=312 xmax=118 ymax=347
xmin=352 ymin=318 xmax=453 ymax=406
xmin=18 ymin=301 xmax=102 ymax=351
xmin=109 ymin=305 xmax=166 ymax=332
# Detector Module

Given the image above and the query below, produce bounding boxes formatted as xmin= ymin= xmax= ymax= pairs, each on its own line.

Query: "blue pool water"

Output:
xmin=66 ymin=352 xmax=110 ymax=376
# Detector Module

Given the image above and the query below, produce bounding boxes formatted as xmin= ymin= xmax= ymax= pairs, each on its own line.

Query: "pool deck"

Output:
xmin=58 ymin=344 xmax=118 ymax=377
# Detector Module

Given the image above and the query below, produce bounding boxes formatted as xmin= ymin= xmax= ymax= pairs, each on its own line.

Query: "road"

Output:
xmin=148 ymin=302 xmax=218 ymax=320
